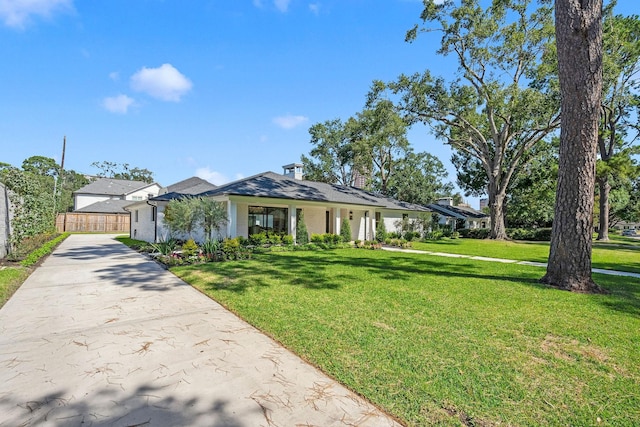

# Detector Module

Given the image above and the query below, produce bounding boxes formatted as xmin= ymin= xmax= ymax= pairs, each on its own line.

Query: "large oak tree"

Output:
xmin=372 ymin=0 xmax=559 ymax=239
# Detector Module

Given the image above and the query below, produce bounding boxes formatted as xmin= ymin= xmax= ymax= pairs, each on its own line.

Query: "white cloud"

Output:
xmin=130 ymin=63 xmax=193 ymax=102
xmin=102 ymin=94 xmax=135 ymax=114
xmin=108 ymin=71 xmax=120 ymax=81
xmin=0 ymin=0 xmax=72 ymax=29
xmin=274 ymin=0 xmax=291 ymax=12
xmin=309 ymin=3 xmax=320 ymax=15
xmin=273 ymin=114 xmax=309 ymax=130
xmin=195 ymin=167 xmax=229 ymax=186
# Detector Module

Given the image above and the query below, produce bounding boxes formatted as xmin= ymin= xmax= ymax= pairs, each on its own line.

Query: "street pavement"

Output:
xmin=0 ymin=234 xmax=402 ymax=427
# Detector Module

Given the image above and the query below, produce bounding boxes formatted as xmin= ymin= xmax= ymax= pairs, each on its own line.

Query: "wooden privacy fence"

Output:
xmin=56 ymin=213 xmax=130 ymax=233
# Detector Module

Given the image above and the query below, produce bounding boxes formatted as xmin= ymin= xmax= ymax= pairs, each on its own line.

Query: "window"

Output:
xmin=131 ymin=196 xmax=144 ymax=201
xmin=375 ymin=212 xmax=381 ymax=222
xmin=248 ymin=206 xmax=288 ymax=235
xmin=134 ymin=210 xmax=139 ymax=223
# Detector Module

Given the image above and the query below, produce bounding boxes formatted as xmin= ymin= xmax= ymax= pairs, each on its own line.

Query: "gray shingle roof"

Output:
xmin=74 ymin=178 xmax=156 ymax=196
xmin=162 ymin=177 xmax=216 ymax=195
xmin=197 ymin=172 xmax=430 ymax=211
xmin=427 ymin=203 xmax=488 ymax=219
xmin=74 ymin=199 xmax=133 ymax=213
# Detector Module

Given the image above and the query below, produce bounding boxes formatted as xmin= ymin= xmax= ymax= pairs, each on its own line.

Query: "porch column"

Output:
xmin=368 ymin=209 xmax=375 ymax=240
xmin=289 ymin=204 xmax=297 ymax=242
xmin=226 ymin=200 xmax=237 ymax=238
xmin=334 ymin=207 xmax=341 ymax=235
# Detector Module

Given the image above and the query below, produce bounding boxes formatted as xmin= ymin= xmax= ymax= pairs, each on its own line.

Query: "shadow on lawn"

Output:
xmin=192 ymin=249 xmax=640 ymax=317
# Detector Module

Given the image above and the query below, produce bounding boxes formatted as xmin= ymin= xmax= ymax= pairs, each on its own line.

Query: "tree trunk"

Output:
xmin=597 ymin=176 xmax=610 ymax=241
xmin=541 ymin=0 xmax=604 ymax=293
xmin=488 ymin=180 xmax=508 ymax=240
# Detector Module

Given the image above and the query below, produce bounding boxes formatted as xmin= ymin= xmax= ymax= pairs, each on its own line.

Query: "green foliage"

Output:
xmin=340 ymin=217 xmax=352 ymax=242
xmin=386 ymin=151 xmax=453 ymax=205
xmin=375 ymin=217 xmax=387 ymax=242
xmin=163 ymin=197 xmax=200 ymax=238
xmin=506 ymin=228 xmax=553 ymax=242
xmin=197 ymin=197 xmax=228 ymax=240
xmin=91 ymin=161 xmax=155 ymax=183
xmin=310 ymin=233 xmax=324 ymax=244
xmin=458 ymin=228 xmax=491 ymax=239
xmin=181 ymin=239 xmax=199 ymax=258
xmin=375 ymin=0 xmax=559 ymax=239
xmin=222 ymin=238 xmax=250 ymax=260
xmin=151 ymin=238 xmax=179 ymax=255
xmin=296 ymin=211 xmax=310 ymax=245
xmin=20 ymin=233 xmax=69 ymax=267
xmin=201 ymin=239 xmax=223 ymax=261
xmin=249 ymin=232 xmax=268 ymax=246
xmin=281 ymin=234 xmax=294 ymax=246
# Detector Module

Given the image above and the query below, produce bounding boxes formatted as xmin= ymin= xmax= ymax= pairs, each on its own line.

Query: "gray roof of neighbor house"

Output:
xmin=194 ymin=171 xmax=430 ymax=212
xmin=162 ymin=177 xmax=216 ymax=195
xmin=74 ymin=200 xmax=133 ymax=213
xmin=74 ymin=178 xmax=158 ymax=196
xmin=427 ymin=203 xmax=488 ymax=219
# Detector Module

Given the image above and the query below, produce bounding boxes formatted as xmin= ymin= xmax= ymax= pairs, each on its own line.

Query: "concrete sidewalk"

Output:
xmin=382 ymin=246 xmax=640 ymax=279
xmin=0 ymin=234 xmax=401 ymax=427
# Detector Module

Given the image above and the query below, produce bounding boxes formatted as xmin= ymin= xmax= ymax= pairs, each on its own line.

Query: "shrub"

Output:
xmin=20 ymin=233 xmax=69 ymax=267
xmin=181 ymin=239 xmax=199 ymax=258
xmin=151 ymin=238 xmax=179 ymax=255
xmin=296 ymin=212 xmax=310 ymax=245
xmin=459 ymin=228 xmax=490 ymax=239
xmin=202 ymin=239 xmax=222 ymax=261
xmin=404 ymin=231 xmax=419 ymax=241
xmin=268 ymin=234 xmax=282 ymax=245
xmin=281 ymin=234 xmax=294 ymax=245
xmin=311 ymin=233 xmax=324 ymax=244
xmin=340 ymin=217 xmax=352 ymax=242
xmin=376 ymin=218 xmax=387 ymax=242
xmin=249 ymin=232 xmax=268 ymax=246
xmin=222 ymin=238 xmax=241 ymax=260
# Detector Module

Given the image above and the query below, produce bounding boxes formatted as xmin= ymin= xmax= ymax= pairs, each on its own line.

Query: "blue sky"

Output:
xmin=1 ymin=0 xmax=635 ymax=209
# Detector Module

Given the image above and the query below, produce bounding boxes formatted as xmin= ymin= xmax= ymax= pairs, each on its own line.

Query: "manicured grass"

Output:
xmin=173 ymin=249 xmax=640 ymax=426
xmin=0 ymin=267 xmax=29 ymax=308
xmin=412 ymin=238 xmax=640 ymax=273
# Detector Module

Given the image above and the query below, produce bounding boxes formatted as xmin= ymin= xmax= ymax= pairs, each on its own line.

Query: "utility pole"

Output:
xmin=53 ymin=136 xmax=66 ymax=219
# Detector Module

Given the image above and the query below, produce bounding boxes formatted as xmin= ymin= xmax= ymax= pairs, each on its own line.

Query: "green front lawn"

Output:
xmin=173 ymin=249 xmax=640 ymax=426
xmin=412 ymin=238 xmax=640 ymax=273
xmin=0 ymin=267 xmax=29 ymax=308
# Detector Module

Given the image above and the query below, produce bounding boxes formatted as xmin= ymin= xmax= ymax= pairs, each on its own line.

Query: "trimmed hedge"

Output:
xmin=458 ymin=228 xmax=552 ymax=241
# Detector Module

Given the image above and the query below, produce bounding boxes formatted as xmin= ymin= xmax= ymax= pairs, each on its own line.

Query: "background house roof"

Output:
xmin=427 ymin=203 xmax=488 ymax=219
xmin=74 ymin=199 xmax=133 ymax=213
xmin=162 ymin=177 xmax=216 ymax=195
xmin=74 ymin=178 xmax=158 ymax=196
xmin=198 ymin=172 xmax=430 ymax=212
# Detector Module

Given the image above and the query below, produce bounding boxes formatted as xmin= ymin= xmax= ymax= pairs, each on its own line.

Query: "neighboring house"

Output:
xmin=74 ymin=178 xmax=162 ymax=213
xmin=0 ymin=183 xmax=11 ymax=258
xmin=128 ymin=165 xmax=430 ymax=243
xmin=428 ymin=197 xmax=490 ymax=230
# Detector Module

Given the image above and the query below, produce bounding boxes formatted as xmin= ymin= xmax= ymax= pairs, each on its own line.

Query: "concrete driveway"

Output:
xmin=0 ymin=234 xmax=401 ymax=427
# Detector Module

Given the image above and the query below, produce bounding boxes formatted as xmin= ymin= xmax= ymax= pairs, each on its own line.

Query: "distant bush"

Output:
xmin=458 ymin=228 xmax=491 ymax=239
xmin=507 ymin=228 xmax=552 ymax=241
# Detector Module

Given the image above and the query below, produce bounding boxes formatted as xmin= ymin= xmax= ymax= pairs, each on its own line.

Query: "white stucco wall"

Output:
xmin=304 ymin=206 xmax=327 ymax=236
xmin=74 ymin=194 xmax=114 ymax=210
xmin=127 ymin=184 xmax=161 ymax=201
xmin=130 ymin=203 xmax=156 ymax=242
xmin=0 ymin=184 xmax=11 ymax=258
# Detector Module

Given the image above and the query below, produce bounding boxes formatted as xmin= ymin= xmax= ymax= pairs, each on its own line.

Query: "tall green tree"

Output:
xmin=542 ymin=0 xmax=604 ymax=293
xmin=386 ymin=150 xmax=453 ymax=206
xmin=91 ymin=161 xmax=155 ymax=183
xmin=352 ymin=100 xmax=411 ymax=195
xmin=197 ymin=197 xmax=228 ymax=240
xmin=301 ymin=118 xmax=358 ymax=186
xmin=372 ymin=0 xmax=559 ymax=239
xmin=164 ymin=197 xmax=200 ymax=239
xmin=595 ymin=5 xmax=640 ymax=240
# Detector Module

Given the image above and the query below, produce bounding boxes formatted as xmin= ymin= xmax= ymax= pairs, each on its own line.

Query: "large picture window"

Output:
xmin=248 ymin=206 xmax=288 ymax=235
